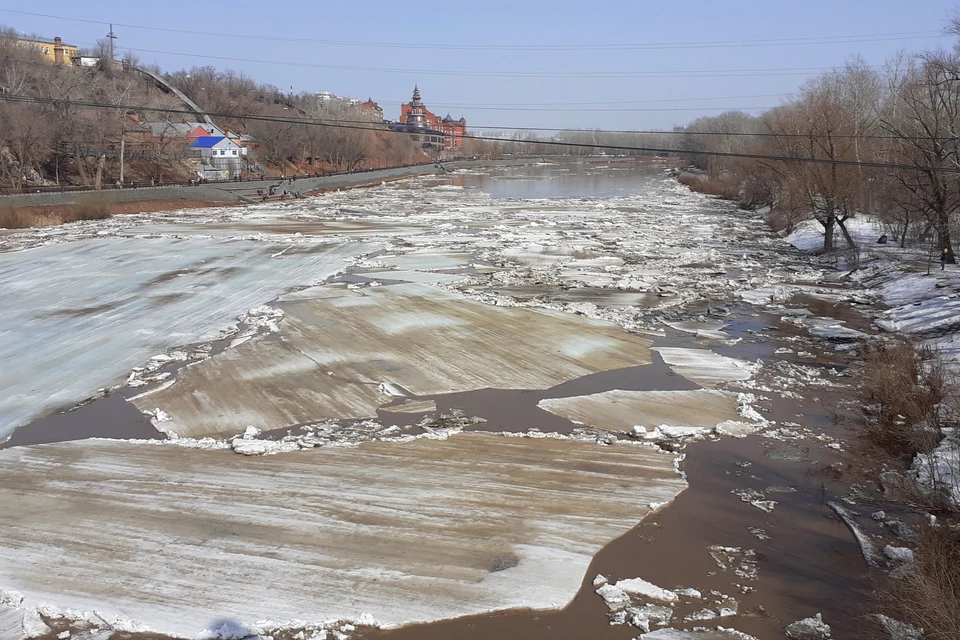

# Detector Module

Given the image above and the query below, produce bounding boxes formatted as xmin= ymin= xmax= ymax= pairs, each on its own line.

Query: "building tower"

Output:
xmin=406 ymin=85 xmax=427 ymax=127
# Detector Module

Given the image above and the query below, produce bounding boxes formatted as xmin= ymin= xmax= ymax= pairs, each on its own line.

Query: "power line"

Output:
xmin=425 ymin=105 xmax=777 ymax=113
xmin=111 ymin=45 xmax=892 ymax=79
xmin=3 ymin=94 xmax=957 ymax=174
xmin=0 ymin=56 xmax=934 ymax=141
xmin=423 ymin=93 xmax=797 ymax=108
xmin=0 ymin=37 xmax=883 ymax=79
xmin=0 ymin=79 xmax=947 ymax=141
xmin=0 ymin=9 xmax=946 ymax=51
xmin=0 ymin=56 xmax=801 ymax=109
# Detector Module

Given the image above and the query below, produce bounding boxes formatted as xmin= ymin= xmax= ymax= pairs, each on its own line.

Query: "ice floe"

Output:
xmin=538 ymin=390 xmax=742 ymax=435
xmin=910 ymin=429 xmax=960 ymax=508
xmin=135 ymin=282 xmax=653 ymax=439
xmin=828 ymin=501 xmax=882 ymax=567
xmin=0 ymin=238 xmax=370 ymax=441
xmin=785 ymin=613 xmax=832 ymax=640
xmin=640 ymin=630 xmax=760 ymax=640
xmin=653 ymin=348 xmax=759 ymax=388
xmin=0 ymin=433 xmax=685 ymax=637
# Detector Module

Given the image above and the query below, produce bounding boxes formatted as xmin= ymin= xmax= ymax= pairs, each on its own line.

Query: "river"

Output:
xmin=0 ymin=158 xmax=877 ymax=640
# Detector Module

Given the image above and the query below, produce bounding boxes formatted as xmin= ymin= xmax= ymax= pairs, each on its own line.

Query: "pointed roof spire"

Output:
xmin=411 ymin=84 xmax=422 ymax=106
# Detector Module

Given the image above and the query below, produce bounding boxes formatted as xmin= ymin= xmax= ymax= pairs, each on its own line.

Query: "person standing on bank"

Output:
xmin=942 ymin=248 xmax=949 ymax=270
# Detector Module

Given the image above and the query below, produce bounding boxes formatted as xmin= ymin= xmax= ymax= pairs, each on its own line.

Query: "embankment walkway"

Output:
xmin=0 ymin=158 xmax=554 ymax=209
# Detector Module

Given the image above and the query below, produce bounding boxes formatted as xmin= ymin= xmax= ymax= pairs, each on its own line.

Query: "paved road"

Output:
xmin=0 ymin=158 xmax=551 ymax=208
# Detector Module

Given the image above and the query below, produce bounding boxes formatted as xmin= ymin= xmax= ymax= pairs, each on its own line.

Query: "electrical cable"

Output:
xmin=3 ymin=94 xmax=957 ymax=174
xmin=0 ymin=9 xmax=946 ymax=52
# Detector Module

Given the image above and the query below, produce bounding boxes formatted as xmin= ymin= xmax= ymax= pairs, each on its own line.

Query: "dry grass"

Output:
xmin=880 ymin=523 xmax=960 ymax=640
xmin=861 ymin=342 xmax=960 ymax=640
xmin=0 ymin=193 xmax=112 ymax=229
xmin=66 ymin=193 xmax=111 ymax=222
xmin=0 ymin=205 xmax=34 ymax=229
xmin=766 ymin=206 xmax=809 ymax=234
xmin=677 ymin=171 xmax=740 ymax=201
xmin=860 ymin=341 xmax=945 ymax=461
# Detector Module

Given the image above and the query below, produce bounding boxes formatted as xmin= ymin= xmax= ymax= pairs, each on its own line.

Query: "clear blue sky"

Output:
xmin=2 ymin=1 xmax=957 ymax=131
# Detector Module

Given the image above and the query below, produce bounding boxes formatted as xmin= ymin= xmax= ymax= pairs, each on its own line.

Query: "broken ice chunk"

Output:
xmin=785 ymin=613 xmax=832 ymax=640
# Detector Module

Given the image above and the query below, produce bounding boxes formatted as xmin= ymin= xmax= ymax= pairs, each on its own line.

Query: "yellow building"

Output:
xmin=17 ymin=36 xmax=79 ymax=64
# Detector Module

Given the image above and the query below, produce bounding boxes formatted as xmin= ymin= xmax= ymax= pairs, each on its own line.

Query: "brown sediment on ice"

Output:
xmin=134 ymin=282 xmax=653 ymax=439
xmin=538 ymin=389 xmax=740 ymax=433
xmin=359 ymin=427 xmax=872 ymax=640
xmin=0 ymin=433 xmax=684 ymax=637
xmin=476 ymin=285 xmax=669 ymax=309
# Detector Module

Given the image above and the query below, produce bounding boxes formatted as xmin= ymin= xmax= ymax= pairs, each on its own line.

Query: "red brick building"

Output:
xmin=398 ymin=86 xmax=466 ymax=150
xmin=359 ymin=98 xmax=384 ymax=121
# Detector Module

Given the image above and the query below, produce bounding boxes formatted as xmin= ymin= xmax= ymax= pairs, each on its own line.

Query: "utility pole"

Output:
xmin=106 ymin=24 xmax=117 ymax=60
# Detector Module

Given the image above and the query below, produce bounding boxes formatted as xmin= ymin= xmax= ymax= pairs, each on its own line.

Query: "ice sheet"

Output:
xmin=135 ymin=283 xmax=653 ymax=439
xmin=0 ymin=237 xmax=370 ymax=440
xmin=653 ymin=348 xmax=757 ymax=388
xmin=0 ymin=433 xmax=685 ymax=637
xmin=538 ymin=390 xmax=739 ymax=432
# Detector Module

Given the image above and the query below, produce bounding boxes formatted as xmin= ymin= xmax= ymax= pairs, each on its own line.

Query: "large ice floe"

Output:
xmin=538 ymin=389 xmax=753 ymax=439
xmin=911 ymin=429 xmax=960 ymax=508
xmin=0 ymin=236 xmax=370 ymax=441
xmin=652 ymin=348 xmax=759 ymax=388
xmin=0 ymin=433 xmax=685 ymax=637
xmin=132 ymin=282 xmax=653 ymax=439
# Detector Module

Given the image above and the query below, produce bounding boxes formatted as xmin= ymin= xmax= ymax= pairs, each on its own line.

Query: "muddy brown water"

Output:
xmin=0 ymin=392 xmax=159 ymax=449
xmin=358 ymin=427 xmax=873 ymax=640
xmin=0 ymin=328 xmax=245 ymax=449
xmin=426 ymin=354 xmax=699 ymax=434
xmin=355 ymin=315 xmax=874 ymax=640
xmin=2 ymin=251 xmax=881 ymax=640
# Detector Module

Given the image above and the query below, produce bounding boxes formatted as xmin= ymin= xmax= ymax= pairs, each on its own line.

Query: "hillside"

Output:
xmin=0 ymin=28 xmax=430 ymax=192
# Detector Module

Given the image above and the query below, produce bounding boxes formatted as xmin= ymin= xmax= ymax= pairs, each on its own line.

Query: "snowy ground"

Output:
xmin=0 ymin=161 xmax=869 ymax=639
xmin=788 ymin=216 xmax=960 ymax=509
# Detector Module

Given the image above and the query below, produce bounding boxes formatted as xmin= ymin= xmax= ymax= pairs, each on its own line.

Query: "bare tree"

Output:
xmin=248 ymin=118 xmax=300 ymax=168
xmin=880 ymin=52 xmax=960 ymax=257
xmin=0 ymin=102 xmax=54 ymax=189
xmin=764 ymin=67 xmax=879 ymax=252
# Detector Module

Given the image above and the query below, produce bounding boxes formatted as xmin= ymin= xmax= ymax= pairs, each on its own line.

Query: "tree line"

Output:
xmin=674 ymin=21 xmax=960 ymax=255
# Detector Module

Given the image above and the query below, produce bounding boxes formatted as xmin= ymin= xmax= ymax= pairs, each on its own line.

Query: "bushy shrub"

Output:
xmin=860 ymin=342 xmax=944 ymax=461
xmin=881 ymin=524 xmax=960 ymax=640
xmin=677 ymin=171 xmax=740 ymax=201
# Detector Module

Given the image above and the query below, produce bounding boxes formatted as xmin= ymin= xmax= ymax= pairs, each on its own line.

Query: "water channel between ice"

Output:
xmin=0 ymin=159 xmax=875 ymax=639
